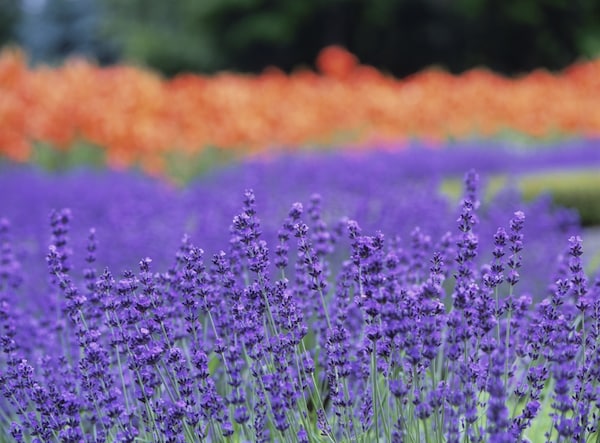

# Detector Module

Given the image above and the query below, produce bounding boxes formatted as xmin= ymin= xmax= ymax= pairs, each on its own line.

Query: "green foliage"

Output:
xmin=8 ymin=0 xmax=600 ymax=75
xmin=441 ymin=169 xmax=600 ymax=227
xmin=97 ymin=0 xmax=600 ymax=77
xmin=519 ymin=170 xmax=600 ymax=227
xmin=0 ymin=0 xmax=19 ymax=46
xmin=26 ymin=140 xmax=245 ymax=186
xmin=99 ymin=0 xmax=320 ymax=75
xmin=163 ymin=146 xmax=242 ymax=186
xmin=30 ymin=140 xmax=106 ymax=171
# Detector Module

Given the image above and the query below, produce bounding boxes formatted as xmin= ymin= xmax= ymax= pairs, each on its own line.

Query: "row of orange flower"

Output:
xmin=1 ymin=45 xmax=600 ymax=172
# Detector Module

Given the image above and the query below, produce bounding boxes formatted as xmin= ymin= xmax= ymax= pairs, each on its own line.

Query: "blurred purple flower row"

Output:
xmin=2 ymin=140 xmax=595 ymax=297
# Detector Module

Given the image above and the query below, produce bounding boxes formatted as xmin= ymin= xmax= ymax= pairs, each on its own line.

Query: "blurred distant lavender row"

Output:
xmin=1 ymin=141 xmax=598 ymax=300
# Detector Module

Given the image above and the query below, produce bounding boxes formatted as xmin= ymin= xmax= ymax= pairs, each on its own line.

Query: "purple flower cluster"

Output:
xmin=0 ymin=169 xmax=598 ymax=442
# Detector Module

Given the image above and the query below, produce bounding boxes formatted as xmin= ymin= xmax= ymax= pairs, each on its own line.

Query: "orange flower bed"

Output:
xmin=1 ymin=45 xmax=600 ymax=172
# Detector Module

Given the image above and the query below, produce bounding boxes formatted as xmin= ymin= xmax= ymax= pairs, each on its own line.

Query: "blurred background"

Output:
xmin=1 ymin=0 xmax=600 ymax=257
xmin=3 ymin=0 xmax=600 ymax=77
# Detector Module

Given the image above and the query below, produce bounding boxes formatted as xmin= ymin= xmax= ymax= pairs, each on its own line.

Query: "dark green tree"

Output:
xmin=98 ymin=0 xmax=600 ymax=76
xmin=0 ymin=0 xmax=20 ymax=47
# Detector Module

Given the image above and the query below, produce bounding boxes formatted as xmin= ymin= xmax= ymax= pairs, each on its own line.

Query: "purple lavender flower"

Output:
xmin=506 ymin=210 xmax=525 ymax=287
xmin=0 ymin=159 xmax=598 ymax=442
xmin=486 ymin=350 xmax=512 ymax=442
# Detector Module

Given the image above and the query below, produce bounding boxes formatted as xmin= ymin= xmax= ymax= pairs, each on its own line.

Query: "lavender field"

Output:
xmin=1 ymin=141 xmax=600 ymax=442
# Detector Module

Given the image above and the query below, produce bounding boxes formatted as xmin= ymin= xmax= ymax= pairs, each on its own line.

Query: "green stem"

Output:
xmin=372 ymin=340 xmax=379 ymax=442
xmin=504 ymin=302 xmax=513 ymax=392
